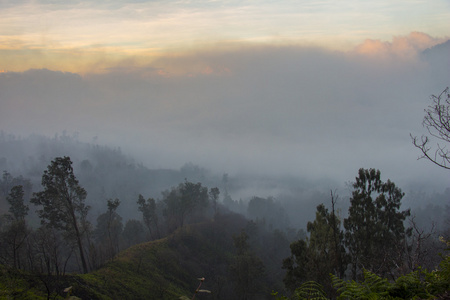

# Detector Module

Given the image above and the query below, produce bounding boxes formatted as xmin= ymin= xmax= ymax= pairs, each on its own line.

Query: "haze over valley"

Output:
xmin=0 ymin=1 xmax=449 ymax=298
xmin=1 ymin=37 xmax=449 ymax=193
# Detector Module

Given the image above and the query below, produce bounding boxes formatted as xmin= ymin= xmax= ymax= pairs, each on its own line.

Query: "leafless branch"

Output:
xmin=411 ymin=87 xmax=450 ymax=170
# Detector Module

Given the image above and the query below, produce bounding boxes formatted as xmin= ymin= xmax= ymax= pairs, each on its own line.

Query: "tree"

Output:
xmin=306 ymin=203 xmax=347 ymax=293
xmin=137 ymin=195 xmax=160 ymax=239
xmin=282 ymin=196 xmax=347 ymax=296
xmin=247 ymin=196 xmax=290 ymax=230
xmin=1 ymin=171 xmax=13 ymax=197
xmin=0 ymin=185 xmax=30 ymax=269
xmin=344 ymin=168 xmax=410 ymax=280
xmin=229 ymin=230 xmax=266 ymax=300
xmin=121 ymin=219 xmax=146 ymax=248
xmin=209 ymin=187 xmax=220 ymax=217
xmin=7 ymin=185 xmax=28 ymax=221
xmin=328 ymin=190 xmax=347 ymax=279
xmin=332 ymin=242 xmax=450 ymax=300
xmin=95 ymin=198 xmax=123 ymax=261
xmin=279 ymin=240 xmax=450 ymax=300
xmin=163 ymin=181 xmax=209 ymax=231
xmin=282 ymin=239 xmax=309 ymax=291
xmin=30 ymin=226 xmax=75 ymax=275
xmin=1 ymin=171 xmax=32 ymax=200
xmin=0 ymin=217 xmax=29 ymax=269
xmin=31 ymin=156 xmax=90 ymax=273
xmin=411 ymin=87 xmax=450 ymax=169
xmin=406 ymin=215 xmax=437 ymax=272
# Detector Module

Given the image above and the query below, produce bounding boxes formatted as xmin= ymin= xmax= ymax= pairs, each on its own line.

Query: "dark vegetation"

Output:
xmin=0 ymin=88 xmax=449 ymax=299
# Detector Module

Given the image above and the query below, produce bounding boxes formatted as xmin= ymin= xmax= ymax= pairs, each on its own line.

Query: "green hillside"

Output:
xmin=0 ymin=213 xmax=258 ymax=300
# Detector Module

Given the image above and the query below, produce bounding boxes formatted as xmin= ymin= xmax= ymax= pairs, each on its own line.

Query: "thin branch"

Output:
xmin=411 ymin=87 xmax=450 ymax=170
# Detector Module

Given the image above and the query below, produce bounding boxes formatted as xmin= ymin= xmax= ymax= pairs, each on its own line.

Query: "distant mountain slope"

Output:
xmin=0 ymin=133 xmax=219 ymax=219
xmin=421 ymin=39 xmax=450 ymax=89
xmin=422 ymin=39 xmax=450 ymax=59
xmin=0 ymin=132 xmax=342 ymax=229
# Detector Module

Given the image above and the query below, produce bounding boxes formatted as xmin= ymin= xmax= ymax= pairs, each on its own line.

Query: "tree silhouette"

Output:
xmin=7 ymin=185 xmax=28 ymax=222
xmin=412 ymin=87 xmax=450 ymax=169
xmin=137 ymin=195 xmax=160 ymax=239
xmin=163 ymin=181 xmax=209 ymax=231
xmin=344 ymin=168 xmax=410 ymax=280
xmin=95 ymin=198 xmax=123 ymax=260
xmin=31 ymin=156 xmax=90 ymax=273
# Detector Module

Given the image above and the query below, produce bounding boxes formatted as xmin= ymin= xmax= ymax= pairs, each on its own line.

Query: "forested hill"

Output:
xmin=0 ymin=132 xmax=221 ymax=218
xmin=0 ymin=132 xmax=344 ymax=229
xmin=1 ymin=132 xmax=449 ymax=299
xmin=1 ymin=213 xmax=286 ymax=299
xmin=1 ymin=131 xmax=448 ymax=234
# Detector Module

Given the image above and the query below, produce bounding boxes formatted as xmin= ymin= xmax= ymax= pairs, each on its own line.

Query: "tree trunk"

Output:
xmin=70 ymin=207 xmax=88 ymax=273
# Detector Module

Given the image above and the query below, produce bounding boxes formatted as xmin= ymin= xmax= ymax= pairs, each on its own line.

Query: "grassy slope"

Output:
xmin=74 ymin=214 xmax=247 ymax=299
xmin=73 ymin=238 xmax=191 ymax=299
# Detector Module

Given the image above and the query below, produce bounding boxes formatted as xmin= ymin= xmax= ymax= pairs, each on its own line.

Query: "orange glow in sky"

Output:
xmin=0 ymin=0 xmax=449 ymax=74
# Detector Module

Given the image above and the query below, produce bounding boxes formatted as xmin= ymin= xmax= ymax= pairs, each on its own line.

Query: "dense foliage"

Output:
xmin=274 ymin=238 xmax=449 ymax=299
xmin=344 ymin=168 xmax=411 ymax=280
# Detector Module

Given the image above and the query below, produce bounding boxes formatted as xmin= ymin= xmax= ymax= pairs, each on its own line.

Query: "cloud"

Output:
xmin=2 ymin=0 xmax=450 ymax=75
xmin=1 ymin=34 xmax=449 ymax=191
xmin=353 ymin=32 xmax=447 ymax=59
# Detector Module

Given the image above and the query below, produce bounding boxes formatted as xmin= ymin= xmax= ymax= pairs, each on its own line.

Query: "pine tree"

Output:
xmin=344 ymin=168 xmax=410 ymax=280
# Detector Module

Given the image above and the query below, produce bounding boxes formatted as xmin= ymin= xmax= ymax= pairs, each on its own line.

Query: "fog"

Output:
xmin=1 ymin=33 xmax=449 ymax=195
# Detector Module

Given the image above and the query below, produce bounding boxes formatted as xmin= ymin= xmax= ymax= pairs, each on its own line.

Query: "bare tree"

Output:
xmin=411 ymin=87 xmax=450 ymax=169
xmin=406 ymin=215 xmax=435 ymax=272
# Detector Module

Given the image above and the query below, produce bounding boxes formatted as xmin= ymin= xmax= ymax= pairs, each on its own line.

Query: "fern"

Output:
xmin=271 ymin=290 xmax=289 ymax=300
xmin=272 ymin=281 xmax=328 ymax=300
xmin=331 ymin=270 xmax=391 ymax=300
xmin=388 ymin=270 xmax=432 ymax=299
xmin=293 ymin=281 xmax=328 ymax=300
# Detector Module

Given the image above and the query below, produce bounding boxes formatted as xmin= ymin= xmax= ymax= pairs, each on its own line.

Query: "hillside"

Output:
xmin=0 ymin=132 xmax=347 ymax=229
xmin=1 ymin=132 xmax=448 ymax=300
xmin=1 ymin=213 xmax=283 ymax=299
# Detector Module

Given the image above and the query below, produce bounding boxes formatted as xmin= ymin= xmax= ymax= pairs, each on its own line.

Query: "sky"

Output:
xmin=0 ymin=0 xmax=450 ymax=192
xmin=1 ymin=0 xmax=450 ymax=73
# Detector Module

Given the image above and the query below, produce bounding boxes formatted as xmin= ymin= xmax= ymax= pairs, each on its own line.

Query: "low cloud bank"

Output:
xmin=0 ymin=33 xmax=449 ymax=191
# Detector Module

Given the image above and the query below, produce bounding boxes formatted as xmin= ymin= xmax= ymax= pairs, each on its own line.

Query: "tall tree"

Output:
xmin=411 ymin=87 xmax=450 ymax=169
xmin=329 ymin=190 xmax=347 ymax=279
xmin=31 ymin=156 xmax=90 ymax=273
xmin=306 ymin=203 xmax=347 ymax=295
xmin=137 ymin=195 xmax=160 ymax=239
xmin=344 ymin=168 xmax=410 ymax=280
